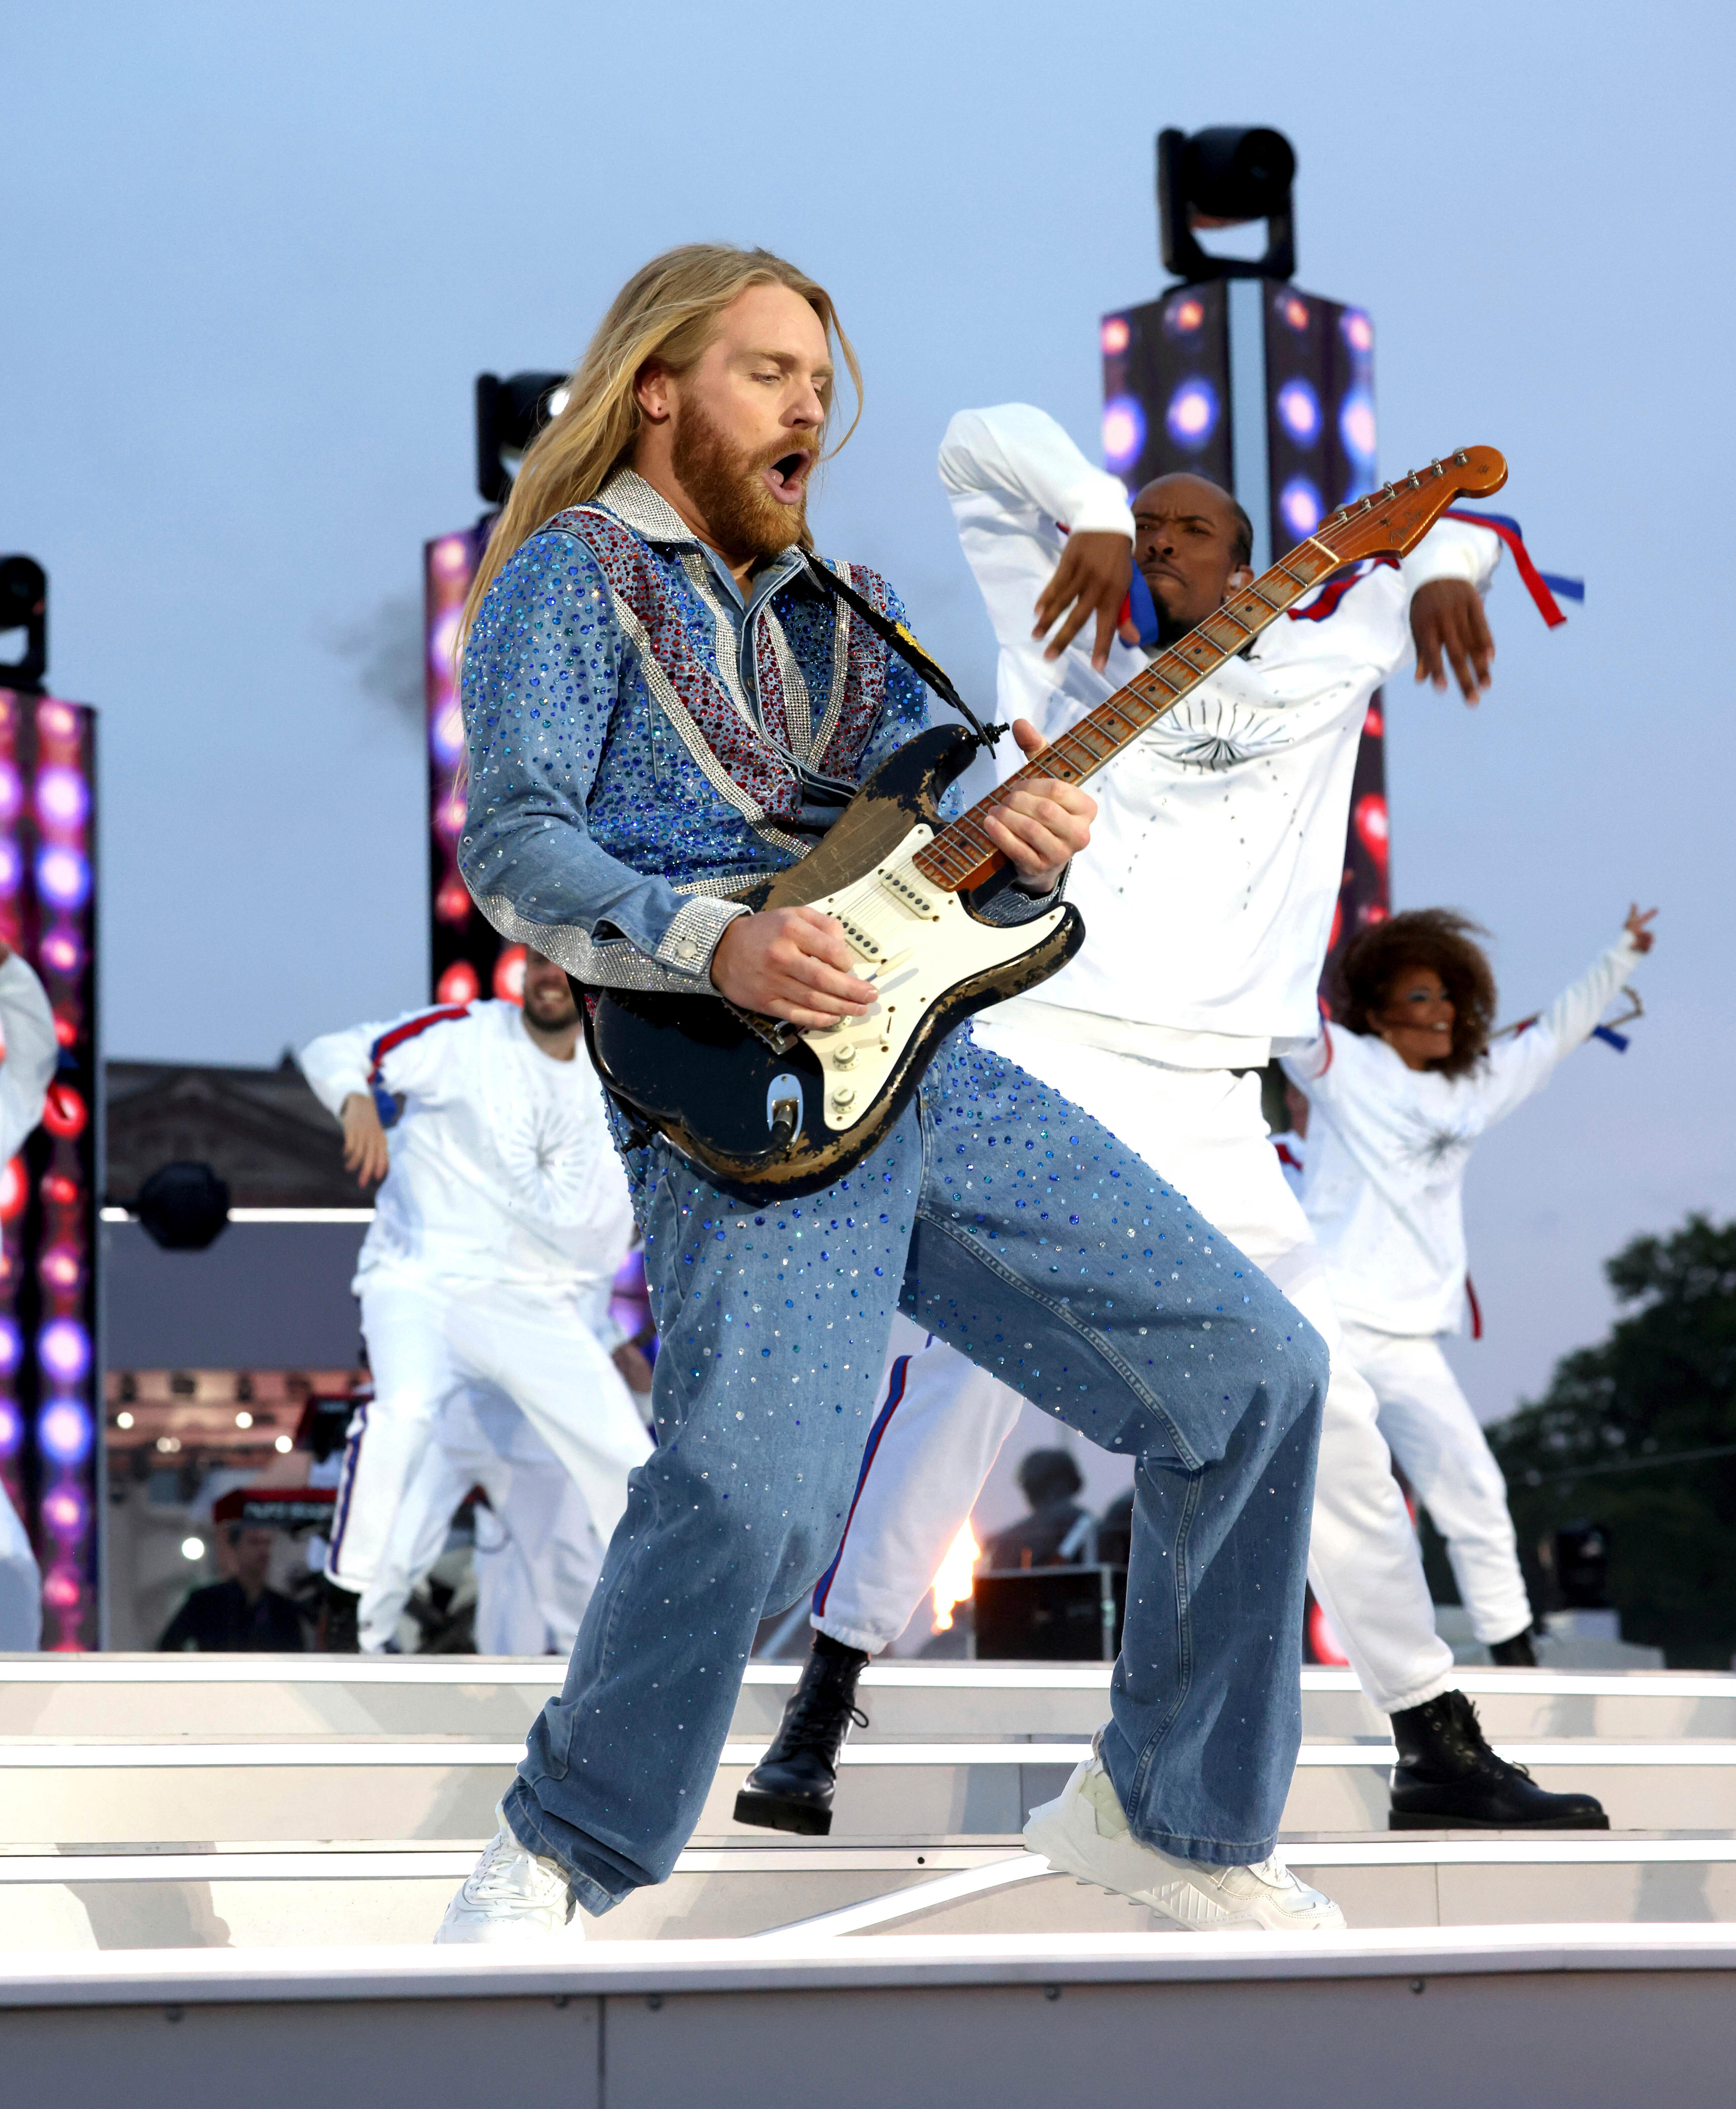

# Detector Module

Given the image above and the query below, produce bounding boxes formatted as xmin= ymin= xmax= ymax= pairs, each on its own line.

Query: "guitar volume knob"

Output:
xmin=833 ymin=1043 xmax=857 ymax=1067
xmin=830 ymin=1084 xmax=857 ymax=1111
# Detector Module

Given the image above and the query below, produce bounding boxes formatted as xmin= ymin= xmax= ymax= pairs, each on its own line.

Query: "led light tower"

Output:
xmin=1102 ymin=128 xmax=1388 ymax=984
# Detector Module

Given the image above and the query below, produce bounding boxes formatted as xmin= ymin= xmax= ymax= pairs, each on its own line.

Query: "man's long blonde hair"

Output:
xmin=460 ymin=243 xmax=861 ymax=647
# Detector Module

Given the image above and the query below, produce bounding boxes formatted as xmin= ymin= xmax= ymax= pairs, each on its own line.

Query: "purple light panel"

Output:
xmin=424 ymin=527 xmax=519 ymax=1008
xmin=0 ymin=692 xmax=99 ymax=1650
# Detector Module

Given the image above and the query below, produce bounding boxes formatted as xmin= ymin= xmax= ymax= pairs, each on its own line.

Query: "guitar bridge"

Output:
xmin=725 ymin=1001 xmax=800 ymax=1056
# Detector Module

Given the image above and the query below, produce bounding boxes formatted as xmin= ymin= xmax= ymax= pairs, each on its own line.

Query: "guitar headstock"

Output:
xmin=1314 ymin=447 xmax=1508 ymax=568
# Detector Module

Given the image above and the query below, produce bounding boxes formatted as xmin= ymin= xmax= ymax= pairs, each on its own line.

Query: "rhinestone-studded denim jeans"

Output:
xmin=504 ymin=1029 xmax=1327 ymax=1913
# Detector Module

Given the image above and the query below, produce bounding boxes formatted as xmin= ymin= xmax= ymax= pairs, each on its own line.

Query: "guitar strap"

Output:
xmin=803 ymin=557 xmax=1006 ymax=756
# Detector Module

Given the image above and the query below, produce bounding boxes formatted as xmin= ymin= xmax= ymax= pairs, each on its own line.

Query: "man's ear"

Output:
xmin=1231 ymin=564 xmax=1256 ymax=589
xmin=635 ymin=360 xmax=674 ymax=424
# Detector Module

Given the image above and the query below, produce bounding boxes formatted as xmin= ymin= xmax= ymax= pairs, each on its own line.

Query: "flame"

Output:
xmin=930 ymin=1520 xmax=981 ymax=1633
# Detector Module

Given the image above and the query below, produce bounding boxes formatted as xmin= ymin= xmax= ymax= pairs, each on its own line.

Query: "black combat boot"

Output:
xmin=1488 ymin=1628 xmax=1538 ymax=1668
xmin=320 ymin=1575 xmax=361 ymax=1653
xmin=734 ymin=1635 xmax=869 ymax=1836
xmin=1389 ymin=1688 xmax=1607 ymax=1829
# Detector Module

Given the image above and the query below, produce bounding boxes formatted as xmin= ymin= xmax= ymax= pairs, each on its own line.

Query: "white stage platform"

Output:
xmin=5 ymin=1928 xmax=1736 ymax=2108
xmin=4 ymin=1659 xmax=1736 ymax=2103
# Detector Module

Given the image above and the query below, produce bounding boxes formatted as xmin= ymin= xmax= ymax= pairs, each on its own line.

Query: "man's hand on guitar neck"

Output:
xmin=980 ymin=717 xmax=1097 ymax=891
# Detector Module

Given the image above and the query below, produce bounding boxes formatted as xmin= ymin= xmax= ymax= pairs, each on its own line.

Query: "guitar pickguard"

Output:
xmin=795 ymin=823 xmax=1066 ymax=1130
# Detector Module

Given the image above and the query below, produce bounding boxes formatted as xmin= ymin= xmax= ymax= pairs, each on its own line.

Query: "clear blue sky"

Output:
xmin=7 ymin=0 xmax=1732 ymax=1427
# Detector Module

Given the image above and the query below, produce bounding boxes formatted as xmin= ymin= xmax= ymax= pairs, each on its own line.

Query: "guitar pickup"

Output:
xmin=876 ymin=868 xmax=940 ymax=920
xmin=836 ymin=916 xmax=883 ymax=960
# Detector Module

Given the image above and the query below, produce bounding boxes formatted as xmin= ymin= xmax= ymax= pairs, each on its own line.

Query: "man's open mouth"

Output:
xmin=763 ymin=450 xmax=811 ymax=503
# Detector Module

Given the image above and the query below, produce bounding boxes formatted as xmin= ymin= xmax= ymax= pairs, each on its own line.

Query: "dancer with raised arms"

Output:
xmin=1282 ymin=903 xmax=1656 ymax=1677
xmin=736 ymin=401 xmax=1611 ymax=1844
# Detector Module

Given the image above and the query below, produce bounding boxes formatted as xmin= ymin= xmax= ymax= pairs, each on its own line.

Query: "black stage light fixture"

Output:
xmin=0 ymin=557 xmax=48 ymax=696
xmin=133 ymin=1161 xmax=232 ymax=1251
xmin=1157 ymin=126 xmax=1297 ymax=283
xmin=475 ymin=370 xmax=571 ymax=506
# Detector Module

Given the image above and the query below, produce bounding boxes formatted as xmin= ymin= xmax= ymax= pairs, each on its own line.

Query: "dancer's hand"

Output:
xmin=1624 ymin=903 xmax=1658 ymax=955
xmin=979 ymin=718 xmax=1097 ymax=891
xmin=339 ymin=1092 xmax=391 ymax=1187
xmin=1033 ymin=531 xmax=1133 ymax=670
xmin=1412 ymin=578 xmax=1494 ymax=702
xmin=711 ymin=907 xmax=878 ymax=1028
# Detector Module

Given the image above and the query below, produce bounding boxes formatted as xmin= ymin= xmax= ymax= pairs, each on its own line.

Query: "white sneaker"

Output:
xmin=434 ymin=1811 xmax=584 ymax=1945
xmin=1024 ymin=1752 xmax=1345 ymax=1934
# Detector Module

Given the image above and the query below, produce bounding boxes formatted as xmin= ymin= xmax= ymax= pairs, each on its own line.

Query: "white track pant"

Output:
xmin=360 ymin=1387 xmax=611 ymax=1653
xmin=0 ymin=1484 xmax=40 ymax=1651
xmin=1341 ymin=1321 xmax=1531 ymax=1646
xmin=812 ymin=1019 xmax=1458 ymax=1716
xmin=329 ymin=1279 xmax=652 ymax=1636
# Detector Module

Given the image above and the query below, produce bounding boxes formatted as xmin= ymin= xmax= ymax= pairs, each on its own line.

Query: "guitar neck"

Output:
xmin=912 ymin=535 xmax=1348 ymax=895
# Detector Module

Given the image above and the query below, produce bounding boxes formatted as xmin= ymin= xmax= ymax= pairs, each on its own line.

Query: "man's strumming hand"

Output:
xmin=711 ymin=907 xmax=879 ymax=1029
xmin=979 ymin=717 xmax=1097 ymax=892
xmin=1412 ymin=578 xmax=1494 ymax=703
xmin=1033 ymin=531 xmax=1134 ymax=671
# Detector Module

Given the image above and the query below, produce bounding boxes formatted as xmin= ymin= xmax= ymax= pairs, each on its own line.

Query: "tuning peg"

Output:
xmin=1453 ymin=450 xmax=1469 ymax=467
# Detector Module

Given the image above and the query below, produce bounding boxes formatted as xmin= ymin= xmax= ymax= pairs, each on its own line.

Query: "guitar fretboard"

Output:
xmin=912 ymin=534 xmax=1345 ymax=894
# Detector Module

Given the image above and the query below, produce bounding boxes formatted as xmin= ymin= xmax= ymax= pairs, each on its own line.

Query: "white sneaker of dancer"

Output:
xmin=435 ymin=1809 xmax=585 ymax=1945
xmin=1024 ymin=1753 xmax=1345 ymax=1933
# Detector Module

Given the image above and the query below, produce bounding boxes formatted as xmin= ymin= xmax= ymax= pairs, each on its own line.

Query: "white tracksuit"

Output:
xmin=0 ymin=954 xmax=56 ymax=1651
xmin=1283 ymin=933 xmax=1641 ymax=1643
xmin=811 ymin=402 xmax=1505 ymax=1715
xmin=299 ymin=998 xmax=651 ymax=1651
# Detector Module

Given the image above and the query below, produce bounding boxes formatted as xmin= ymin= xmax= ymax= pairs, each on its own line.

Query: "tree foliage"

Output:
xmin=1488 ymin=1215 xmax=1736 ymax=1665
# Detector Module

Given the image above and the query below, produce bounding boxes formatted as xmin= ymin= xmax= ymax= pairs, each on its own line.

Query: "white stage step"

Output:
xmin=4 ymin=1660 xmax=1736 ymax=1953
xmin=5 ymin=1928 xmax=1736 ymax=2109
xmin=5 ymin=1834 xmax=1736 ymax=1950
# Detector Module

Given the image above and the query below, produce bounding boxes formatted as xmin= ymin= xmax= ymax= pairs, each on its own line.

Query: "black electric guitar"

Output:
xmin=587 ymin=446 xmax=1508 ymax=1202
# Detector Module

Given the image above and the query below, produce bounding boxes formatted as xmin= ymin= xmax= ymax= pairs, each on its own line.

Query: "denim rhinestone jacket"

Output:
xmin=458 ymin=470 xmax=930 ymax=994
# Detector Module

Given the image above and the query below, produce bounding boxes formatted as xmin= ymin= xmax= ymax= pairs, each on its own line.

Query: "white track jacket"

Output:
xmin=0 ymin=953 xmax=57 ymax=1159
xmin=299 ymin=998 xmax=633 ymax=1311
xmin=940 ymin=404 xmax=1503 ymax=1067
xmin=1281 ymin=932 xmax=1642 ymax=1336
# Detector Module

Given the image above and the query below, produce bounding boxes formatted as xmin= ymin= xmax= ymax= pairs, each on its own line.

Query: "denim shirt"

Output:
xmin=458 ymin=470 xmax=929 ymax=992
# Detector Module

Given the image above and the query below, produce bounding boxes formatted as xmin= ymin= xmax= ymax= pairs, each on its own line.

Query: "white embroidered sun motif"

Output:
xmin=489 ymin=1082 xmax=602 ymax=1225
xmin=1403 ymin=1123 xmax=1473 ymax=1171
xmin=1142 ymin=695 xmax=1293 ymax=773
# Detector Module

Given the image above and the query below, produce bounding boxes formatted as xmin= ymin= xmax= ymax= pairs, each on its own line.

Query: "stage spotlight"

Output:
xmin=1279 ymin=475 xmax=1323 ymax=537
xmin=475 ymin=370 xmax=571 ymax=507
xmin=1276 ymin=378 xmax=1322 ymax=446
xmin=1165 ymin=379 xmax=1220 ymax=450
xmin=0 ymin=558 xmax=47 ymax=695
xmin=1157 ymin=126 xmax=1297 ymax=283
xmin=1101 ymin=395 xmax=1147 ymax=472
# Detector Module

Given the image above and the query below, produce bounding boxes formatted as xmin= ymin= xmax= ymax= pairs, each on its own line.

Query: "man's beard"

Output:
xmin=672 ymin=402 xmax=811 ymax=564
xmin=522 ymin=985 xmax=578 ymax=1036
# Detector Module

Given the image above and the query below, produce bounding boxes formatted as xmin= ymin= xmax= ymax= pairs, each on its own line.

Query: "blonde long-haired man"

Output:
xmin=436 ymin=246 xmax=1340 ymax=1942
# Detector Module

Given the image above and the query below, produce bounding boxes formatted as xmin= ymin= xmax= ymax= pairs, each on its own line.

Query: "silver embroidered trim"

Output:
xmin=753 ymin=819 xmax=811 ymax=859
xmin=606 ymin=591 xmax=767 ymax=825
xmin=764 ymin=605 xmax=814 ymax=761
xmin=679 ymin=549 xmax=762 ymax=737
xmin=672 ymin=869 xmax=778 ymax=899
xmin=809 ymin=557 xmax=853 ymax=762
xmin=594 ymin=469 xmax=695 ymax=544
xmin=655 ymin=894 xmax=749 ymax=974
xmin=474 ymin=891 xmax=749 ymax=994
